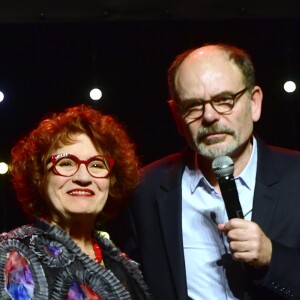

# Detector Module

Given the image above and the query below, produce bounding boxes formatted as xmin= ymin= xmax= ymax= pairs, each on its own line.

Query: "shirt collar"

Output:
xmin=185 ymin=156 xmax=210 ymax=194
xmin=236 ymin=137 xmax=258 ymax=190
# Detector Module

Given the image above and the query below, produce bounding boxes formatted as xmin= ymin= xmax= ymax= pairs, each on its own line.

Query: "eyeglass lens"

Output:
xmin=55 ymin=156 xmax=110 ymax=178
xmin=182 ymin=87 xmax=248 ymax=120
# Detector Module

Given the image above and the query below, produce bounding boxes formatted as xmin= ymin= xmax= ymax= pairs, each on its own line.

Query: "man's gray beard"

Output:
xmin=196 ymin=139 xmax=239 ymax=160
xmin=194 ymin=124 xmax=238 ymax=159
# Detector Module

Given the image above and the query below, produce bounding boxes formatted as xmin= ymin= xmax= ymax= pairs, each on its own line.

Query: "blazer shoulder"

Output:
xmin=140 ymin=149 xmax=188 ymax=178
xmin=260 ymin=143 xmax=300 ymax=180
xmin=144 ymin=152 xmax=182 ymax=169
xmin=269 ymin=145 xmax=300 ymax=159
xmin=268 ymin=145 xmax=300 ymax=168
xmin=257 ymin=137 xmax=300 ymax=167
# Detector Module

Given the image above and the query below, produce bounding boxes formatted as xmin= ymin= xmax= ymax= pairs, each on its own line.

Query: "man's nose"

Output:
xmin=201 ymin=102 xmax=220 ymax=122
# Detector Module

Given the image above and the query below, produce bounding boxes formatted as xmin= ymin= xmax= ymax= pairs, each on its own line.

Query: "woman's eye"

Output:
xmin=90 ymin=161 xmax=107 ymax=169
xmin=58 ymin=159 xmax=74 ymax=167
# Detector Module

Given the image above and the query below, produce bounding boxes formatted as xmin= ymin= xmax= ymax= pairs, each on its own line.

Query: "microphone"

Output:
xmin=212 ymin=156 xmax=244 ymax=220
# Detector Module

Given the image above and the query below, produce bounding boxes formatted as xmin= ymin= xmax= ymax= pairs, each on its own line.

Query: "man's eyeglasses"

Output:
xmin=47 ymin=153 xmax=114 ymax=178
xmin=176 ymin=87 xmax=249 ymax=121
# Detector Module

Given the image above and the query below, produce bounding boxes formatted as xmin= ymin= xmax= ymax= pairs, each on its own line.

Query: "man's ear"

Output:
xmin=168 ymin=99 xmax=185 ymax=137
xmin=250 ymin=86 xmax=263 ymax=122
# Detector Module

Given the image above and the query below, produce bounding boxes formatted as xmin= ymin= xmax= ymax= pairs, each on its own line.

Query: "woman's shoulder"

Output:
xmin=0 ymin=223 xmax=39 ymax=242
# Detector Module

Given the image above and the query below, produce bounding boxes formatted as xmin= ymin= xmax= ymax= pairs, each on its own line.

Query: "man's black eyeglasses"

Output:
xmin=176 ymin=87 xmax=249 ymax=121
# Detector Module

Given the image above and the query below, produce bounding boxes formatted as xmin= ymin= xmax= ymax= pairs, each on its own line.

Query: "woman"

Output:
xmin=0 ymin=105 xmax=152 ymax=299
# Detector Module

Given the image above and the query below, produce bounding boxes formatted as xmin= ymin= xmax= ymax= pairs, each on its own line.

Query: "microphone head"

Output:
xmin=212 ymin=156 xmax=234 ymax=178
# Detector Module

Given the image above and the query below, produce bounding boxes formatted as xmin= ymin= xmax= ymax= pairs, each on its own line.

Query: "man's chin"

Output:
xmin=197 ymin=142 xmax=236 ymax=159
xmin=201 ymin=135 xmax=227 ymax=146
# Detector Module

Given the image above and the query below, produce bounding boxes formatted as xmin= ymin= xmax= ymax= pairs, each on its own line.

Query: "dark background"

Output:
xmin=1 ymin=1 xmax=300 ymax=231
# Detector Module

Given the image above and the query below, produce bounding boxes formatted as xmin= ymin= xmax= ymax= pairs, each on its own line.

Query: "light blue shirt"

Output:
xmin=182 ymin=138 xmax=258 ymax=299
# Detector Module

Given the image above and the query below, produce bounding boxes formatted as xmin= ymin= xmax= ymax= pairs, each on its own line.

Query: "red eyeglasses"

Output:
xmin=48 ymin=153 xmax=114 ymax=178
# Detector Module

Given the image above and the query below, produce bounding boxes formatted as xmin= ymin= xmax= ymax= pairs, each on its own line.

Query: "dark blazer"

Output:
xmin=109 ymin=138 xmax=300 ymax=300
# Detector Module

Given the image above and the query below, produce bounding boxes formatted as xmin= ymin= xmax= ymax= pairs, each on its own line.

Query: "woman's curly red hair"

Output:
xmin=10 ymin=104 xmax=140 ymax=224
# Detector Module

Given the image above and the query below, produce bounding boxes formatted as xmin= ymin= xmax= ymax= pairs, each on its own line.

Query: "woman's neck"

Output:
xmin=48 ymin=215 xmax=97 ymax=258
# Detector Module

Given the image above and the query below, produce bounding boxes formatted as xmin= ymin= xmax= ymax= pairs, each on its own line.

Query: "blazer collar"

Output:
xmin=252 ymin=137 xmax=280 ymax=233
xmin=156 ymin=147 xmax=192 ymax=298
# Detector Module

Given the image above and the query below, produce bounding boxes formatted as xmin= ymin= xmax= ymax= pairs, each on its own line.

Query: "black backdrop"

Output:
xmin=0 ymin=11 xmax=300 ymax=231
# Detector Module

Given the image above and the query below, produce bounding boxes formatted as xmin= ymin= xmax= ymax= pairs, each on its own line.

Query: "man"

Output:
xmin=113 ymin=44 xmax=300 ymax=299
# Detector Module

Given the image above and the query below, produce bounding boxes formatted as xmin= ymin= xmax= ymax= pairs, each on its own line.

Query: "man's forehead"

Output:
xmin=177 ymin=48 xmax=237 ymax=83
xmin=175 ymin=49 xmax=244 ymax=97
xmin=185 ymin=46 xmax=228 ymax=63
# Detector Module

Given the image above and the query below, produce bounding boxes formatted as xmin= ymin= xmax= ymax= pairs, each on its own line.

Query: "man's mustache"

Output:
xmin=196 ymin=125 xmax=235 ymax=140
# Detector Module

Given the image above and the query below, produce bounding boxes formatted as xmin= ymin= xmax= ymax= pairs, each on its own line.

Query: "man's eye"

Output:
xmin=188 ymin=106 xmax=202 ymax=112
xmin=182 ymin=102 xmax=202 ymax=112
xmin=214 ymin=95 xmax=234 ymax=103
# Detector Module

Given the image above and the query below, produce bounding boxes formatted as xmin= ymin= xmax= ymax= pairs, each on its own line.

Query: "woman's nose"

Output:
xmin=73 ymin=163 xmax=92 ymax=182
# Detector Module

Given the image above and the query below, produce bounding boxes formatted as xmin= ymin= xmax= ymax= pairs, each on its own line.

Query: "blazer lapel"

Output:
xmin=156 ymin=150 xmax=189 ymax=298
xmin=252 ymin=138 xmax=280 ymax=233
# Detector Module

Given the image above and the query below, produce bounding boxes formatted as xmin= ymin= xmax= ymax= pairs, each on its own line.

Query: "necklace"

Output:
xmin=92 ymin=239 xmax=102 ymax=263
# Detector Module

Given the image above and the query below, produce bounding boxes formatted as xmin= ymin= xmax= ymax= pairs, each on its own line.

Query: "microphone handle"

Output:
xmin=218 ymin=175 xmax=244 ymax=220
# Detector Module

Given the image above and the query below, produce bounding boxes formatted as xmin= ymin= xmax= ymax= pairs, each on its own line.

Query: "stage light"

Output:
xmin=0 ymin=162 xmax=8 ymax=175
xmin=0 ymin=91 xmax=4 ymax=102
xmin=283 ymin=81 xmax=296 ymax=93
xmin=90 ymin=88 xmax=102 ymax=101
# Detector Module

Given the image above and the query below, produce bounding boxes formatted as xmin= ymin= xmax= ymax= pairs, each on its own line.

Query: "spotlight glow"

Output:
xmin=90 ymin=88 xmax=102 ymax=101
xmin=0 ymin=162 xmax=8 ymax=174
xmin=0 ymin=91 xmax=4 ymax=102
xmin=284 ymin=81 xmax=296 ymax=93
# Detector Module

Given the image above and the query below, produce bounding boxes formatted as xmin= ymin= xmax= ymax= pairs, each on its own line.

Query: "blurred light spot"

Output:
xmin=90 ymin=88 xmax=102 ymax=101
xmin=0 ymin=91 xmax=4 ymax=102
xmin=0 ymin=162 xmax=8 ymax=174
xmin=284 ymin=81 xmax=296 ymax=93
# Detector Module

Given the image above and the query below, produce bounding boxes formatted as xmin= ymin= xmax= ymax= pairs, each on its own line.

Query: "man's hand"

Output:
xmin=218 ymin=219 xmax=272 ymax=269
